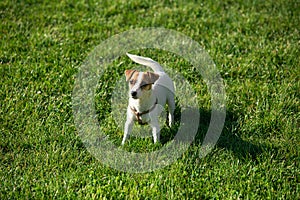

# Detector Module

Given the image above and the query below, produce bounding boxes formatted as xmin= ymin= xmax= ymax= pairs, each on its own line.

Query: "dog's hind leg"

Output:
xmin=167 ymin=97 xmax=175 ymax=127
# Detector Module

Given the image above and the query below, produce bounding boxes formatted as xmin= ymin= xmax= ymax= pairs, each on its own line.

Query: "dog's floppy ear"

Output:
xmin=125 ymin=70 xmax=137 ymax=82
xmin=145 ymin=72 xmax=159 ymax=84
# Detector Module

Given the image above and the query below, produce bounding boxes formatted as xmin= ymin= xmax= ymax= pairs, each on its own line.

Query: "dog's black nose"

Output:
xmin=131 ymin=91 xmax=137 ymax=97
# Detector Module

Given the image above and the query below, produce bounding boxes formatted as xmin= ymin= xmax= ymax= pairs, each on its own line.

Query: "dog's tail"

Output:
xmin=126 ymin=53 xmax=165 ymax=72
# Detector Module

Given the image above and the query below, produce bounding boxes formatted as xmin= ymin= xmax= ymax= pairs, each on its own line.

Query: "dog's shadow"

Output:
xmin=213 ymin=111 xmax=267 ymax=161
xmin=161 ymin=105 xmax=266 ymax=161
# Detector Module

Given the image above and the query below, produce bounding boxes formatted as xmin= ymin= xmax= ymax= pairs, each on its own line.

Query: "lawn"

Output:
xmin=1 ymin=0 xmax=299 ymax=199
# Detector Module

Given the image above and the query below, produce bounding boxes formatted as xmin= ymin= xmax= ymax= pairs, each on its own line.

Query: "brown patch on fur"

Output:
xmin=125 ymin=70 xmax=138 ymax=82
xmin=141 ymin=84 xmax=152 ymax=90
xmin=125 ymin=70 xmax=159 ymax=90
xmin=143 ymin=72 xmax=159 ymax=84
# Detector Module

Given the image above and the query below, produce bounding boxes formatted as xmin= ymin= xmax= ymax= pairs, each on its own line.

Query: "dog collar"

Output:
xmin=130 ymin=98 xmax=158 ymax=125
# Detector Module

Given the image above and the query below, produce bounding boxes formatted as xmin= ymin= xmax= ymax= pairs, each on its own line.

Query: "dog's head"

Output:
xmin=125 ymin=69 xmax=159 ymax=99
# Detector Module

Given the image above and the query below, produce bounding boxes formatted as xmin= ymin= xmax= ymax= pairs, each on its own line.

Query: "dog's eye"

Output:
xmin=129 ymin=80 xmax=134 ymax=85
xmin=140 ymin=84 xmax=149 ymax=89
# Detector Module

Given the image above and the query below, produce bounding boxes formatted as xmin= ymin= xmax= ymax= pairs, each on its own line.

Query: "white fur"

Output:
xmin=122 ymin=54 xmax=175 ymax=145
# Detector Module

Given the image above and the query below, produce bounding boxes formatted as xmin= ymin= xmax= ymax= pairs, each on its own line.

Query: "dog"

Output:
xmin=121 ymin=53 xmax=175 ymax=145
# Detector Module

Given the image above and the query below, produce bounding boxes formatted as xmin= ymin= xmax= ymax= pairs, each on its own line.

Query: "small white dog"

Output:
xmin=122 ymin=53 xmax=175 ymax=145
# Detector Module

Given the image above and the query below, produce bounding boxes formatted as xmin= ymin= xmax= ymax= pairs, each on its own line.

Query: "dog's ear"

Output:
xmin=145 ymin=72 xmax=159 ymax=84
xmin=125 ymin=70 xmax=137 ymax=82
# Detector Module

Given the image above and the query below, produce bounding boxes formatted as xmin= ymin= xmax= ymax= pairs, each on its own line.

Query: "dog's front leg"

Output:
xmin=122 ymin=119 xmax=134 ymax=145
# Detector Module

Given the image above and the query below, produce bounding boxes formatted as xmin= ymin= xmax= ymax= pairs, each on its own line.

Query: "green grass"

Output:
xmin=1 ymin=0 xmax=299 ymax=199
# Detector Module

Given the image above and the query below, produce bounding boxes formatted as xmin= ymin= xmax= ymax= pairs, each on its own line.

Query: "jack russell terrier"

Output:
xmin=122 ymin=53 xmax=175 ymax=145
